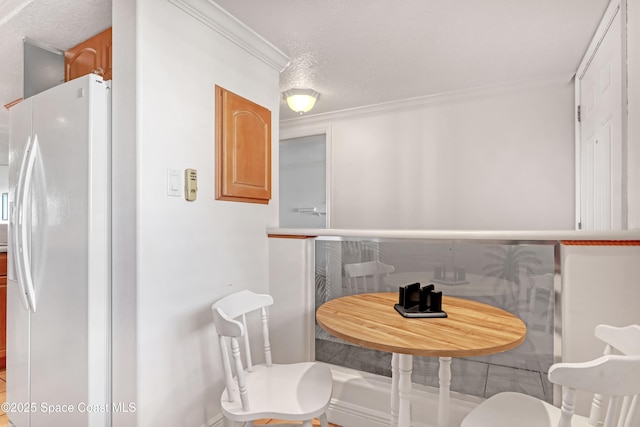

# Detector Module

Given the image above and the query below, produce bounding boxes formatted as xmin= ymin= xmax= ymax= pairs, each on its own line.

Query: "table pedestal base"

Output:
xmin=390 ymin=354 xmax=452 ymax=427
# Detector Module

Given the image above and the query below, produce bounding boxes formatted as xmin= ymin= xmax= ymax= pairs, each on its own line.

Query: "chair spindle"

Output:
xmin=219 ymin=335 xmax=236 ymax=403
xmin=261 ymin=307 xmax=272 ymax=367
xmin=242 ymin=313 xmax=253 ymax=371
xmin=591 ymin=343 xmax=614 ymax=425
xmin=603 ymin=395 xmax=620 ymax=427
xmin=230 ymin=336 xmax=249 ymax=410
xmin=622 ymin=395 xmax=639 ymax=427
xmin=559 ymin=388 xmax=576 ymax=427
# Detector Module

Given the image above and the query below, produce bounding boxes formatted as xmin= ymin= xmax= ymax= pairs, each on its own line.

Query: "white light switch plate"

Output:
xmin=167 ymin=169 xmax=181 ymax=197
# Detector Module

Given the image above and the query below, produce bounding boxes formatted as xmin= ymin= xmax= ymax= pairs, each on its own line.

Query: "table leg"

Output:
xmin=397 ymin=353 xmax=413 ymax=427
xmin=438 ymin=357 xmax=452 ymax=427
xmin=391 ymin=353 xmax=398 ymax=426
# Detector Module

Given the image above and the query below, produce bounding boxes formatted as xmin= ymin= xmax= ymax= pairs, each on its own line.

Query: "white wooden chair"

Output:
xmin=461 ymin=324 xmax=640 ymax=427
xmin=595 ymin=324 xmax=640 ymax=356
xmin=343 ymin=260 xmax=395 ymax=294
xmin=211 ymin=290 xmax=333 ymax=427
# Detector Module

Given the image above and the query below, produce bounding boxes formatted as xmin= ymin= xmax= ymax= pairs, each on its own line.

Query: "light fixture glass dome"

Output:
xmin=283 ymin=89 xmax=320 ymax=114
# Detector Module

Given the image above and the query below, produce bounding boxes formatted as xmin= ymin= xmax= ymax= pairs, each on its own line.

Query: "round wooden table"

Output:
xmin=316 ymin=292 xmax=526 ymax=427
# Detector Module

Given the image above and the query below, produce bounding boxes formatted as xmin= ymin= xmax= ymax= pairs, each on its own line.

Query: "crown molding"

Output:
xmin=576 ymin=0 xmax=621 ymax=80
xmin=167 ymin=0 xmax=290 ymax=72
xmin=281 ymin=73 xmax=574 ymax=129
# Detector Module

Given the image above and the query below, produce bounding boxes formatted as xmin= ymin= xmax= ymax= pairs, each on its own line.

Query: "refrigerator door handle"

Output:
xmin=11 ymin=135 xmax=33 ymax=311
xmin=16 ymin=134 xmax=39 ymax=312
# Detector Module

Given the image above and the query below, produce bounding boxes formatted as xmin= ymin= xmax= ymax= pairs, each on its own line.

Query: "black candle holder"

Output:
xmin=394 ymin=282 xmax=447 ymax=318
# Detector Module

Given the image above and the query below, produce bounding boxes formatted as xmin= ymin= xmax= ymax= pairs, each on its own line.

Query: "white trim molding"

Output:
xmin=325 ymin=364 xmax=480 ymax=427
xmin=266 ymin=227 xmax=640 ymax=242
xmin=167 ymin=0 xmax=290 ymax=72
xmin=628 ymin=0 xmax=640 ymax=229
xmin=208 ymin=364 xmax=481 ymax=427
xmin=280 ymin=73 xmax=574 ymax=127
xmin=208 ymin=412 xmax=226 ymax=427
xmin=575 ymin=0 xmax=622 ymax=80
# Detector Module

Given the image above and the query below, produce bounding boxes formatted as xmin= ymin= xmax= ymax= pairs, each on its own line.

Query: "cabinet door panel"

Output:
xmin=64 ymin=27 xmax=112 ymax=82
xmin=65 ymin=46 xmax=100 ymax=81
xmin=215 ymin=86 xmax=271 ymax=203
xmin=102 ymin=27 xmax=113 ymax=80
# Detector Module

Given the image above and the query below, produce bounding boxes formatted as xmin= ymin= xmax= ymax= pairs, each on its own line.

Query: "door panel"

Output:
xmin=28 ymin=75 xmax=92 ymax=427
xmin=23 ymin=76 xmax=110 ymax=427
xmin=7 ymin=97 xmax=33 ymax=427
xmin=578 ymin=9 xmax=622 ymax=230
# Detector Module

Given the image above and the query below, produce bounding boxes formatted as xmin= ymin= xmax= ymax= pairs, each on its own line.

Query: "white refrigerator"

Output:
xmin=7 ymin=74 xmax=111 ymax=426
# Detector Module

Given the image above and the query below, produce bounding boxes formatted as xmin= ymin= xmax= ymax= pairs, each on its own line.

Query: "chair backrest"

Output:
xmin=595 ymin=324 xmax=640 ymax=356
xmin=211 ymin=290 xmax=274 ymax=410
xmin=549 ymin=354 xmax=640 ymax=427
xmin=343 ymin=261 xmax=395 ymax=294
xmin=587 ymin=324 xmax=640 ymax=425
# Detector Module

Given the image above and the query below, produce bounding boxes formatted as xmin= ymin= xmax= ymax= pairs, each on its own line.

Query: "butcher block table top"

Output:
xmin=316 ymin=292 xmax=526 ymax=358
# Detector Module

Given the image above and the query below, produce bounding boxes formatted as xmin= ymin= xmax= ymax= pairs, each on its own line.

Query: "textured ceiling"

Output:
xmin=0 ymin=0 xmax=610 ymax=162
xmin=215 ymin=0 xmax=610 ymax=120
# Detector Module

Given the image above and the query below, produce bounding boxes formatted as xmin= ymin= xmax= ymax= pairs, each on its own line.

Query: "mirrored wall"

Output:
xmin=315 ymin=238 xmax=557 ymax=402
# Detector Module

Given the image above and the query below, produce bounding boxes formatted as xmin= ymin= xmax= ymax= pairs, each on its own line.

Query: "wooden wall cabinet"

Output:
xmin=215 ymin=86 xmax=272 ymax=204
xmin=64 ymin=27 xmax=112 ymax=82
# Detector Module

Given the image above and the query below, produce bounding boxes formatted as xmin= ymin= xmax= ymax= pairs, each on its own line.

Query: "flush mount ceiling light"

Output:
xmin=283 ymin=89 xmax=320 ymax=114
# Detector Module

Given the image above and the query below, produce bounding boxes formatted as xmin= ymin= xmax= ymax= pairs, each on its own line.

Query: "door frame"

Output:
xmin=280 ymin=122 xmax=333 ymax=228
xmin=574 ymin=0 xmax=626 ymax=229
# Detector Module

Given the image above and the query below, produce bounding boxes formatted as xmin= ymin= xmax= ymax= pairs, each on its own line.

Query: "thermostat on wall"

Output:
xmin=185 ymin=168 xmax=197 ymax=201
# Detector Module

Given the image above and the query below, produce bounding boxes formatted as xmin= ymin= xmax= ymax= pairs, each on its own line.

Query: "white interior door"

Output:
xmin=577 ymin=4 xmax=623 ymax=230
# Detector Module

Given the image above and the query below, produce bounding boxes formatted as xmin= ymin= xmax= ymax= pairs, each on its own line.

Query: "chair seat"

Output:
xmin=461 ymin=392 xmax=592 ymax=427
xmin=221 ymin=362 xmax=333 ymax=422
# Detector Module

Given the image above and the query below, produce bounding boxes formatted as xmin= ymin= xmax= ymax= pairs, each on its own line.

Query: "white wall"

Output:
xmin=111 ymin=0 xmax=138 ymax=425
xmin=283 ymin=82 xmax=575 ymax=230
xmin=561 ymin=244 xmax=640 ymax=414
xmin=113 ymin=0 xmax=285 ymax=425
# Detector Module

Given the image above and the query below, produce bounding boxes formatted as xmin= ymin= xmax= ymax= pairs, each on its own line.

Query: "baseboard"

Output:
xmin=323 ymin=363 xmax=481 ymax=427
xmin=327 ymin=398 xmax=390 ymax=427
xmin=208 ymin=413 xmax=226 ymax=427
xmin=208 ymin=364 xmax=482 ymax=427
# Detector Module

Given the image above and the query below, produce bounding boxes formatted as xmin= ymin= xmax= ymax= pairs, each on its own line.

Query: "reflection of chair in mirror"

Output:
xmin=344 ymin=260 xmax=395 ymax=294
xmin=211 ymin=290 xmax=333 ymax=427
xmin=527 ymin=286 xmax=554 ymax=334
xmin=461 ymin=323 xmax=640 ymax=427
xmin=517 ymin=274 xmax=554 ymax=334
